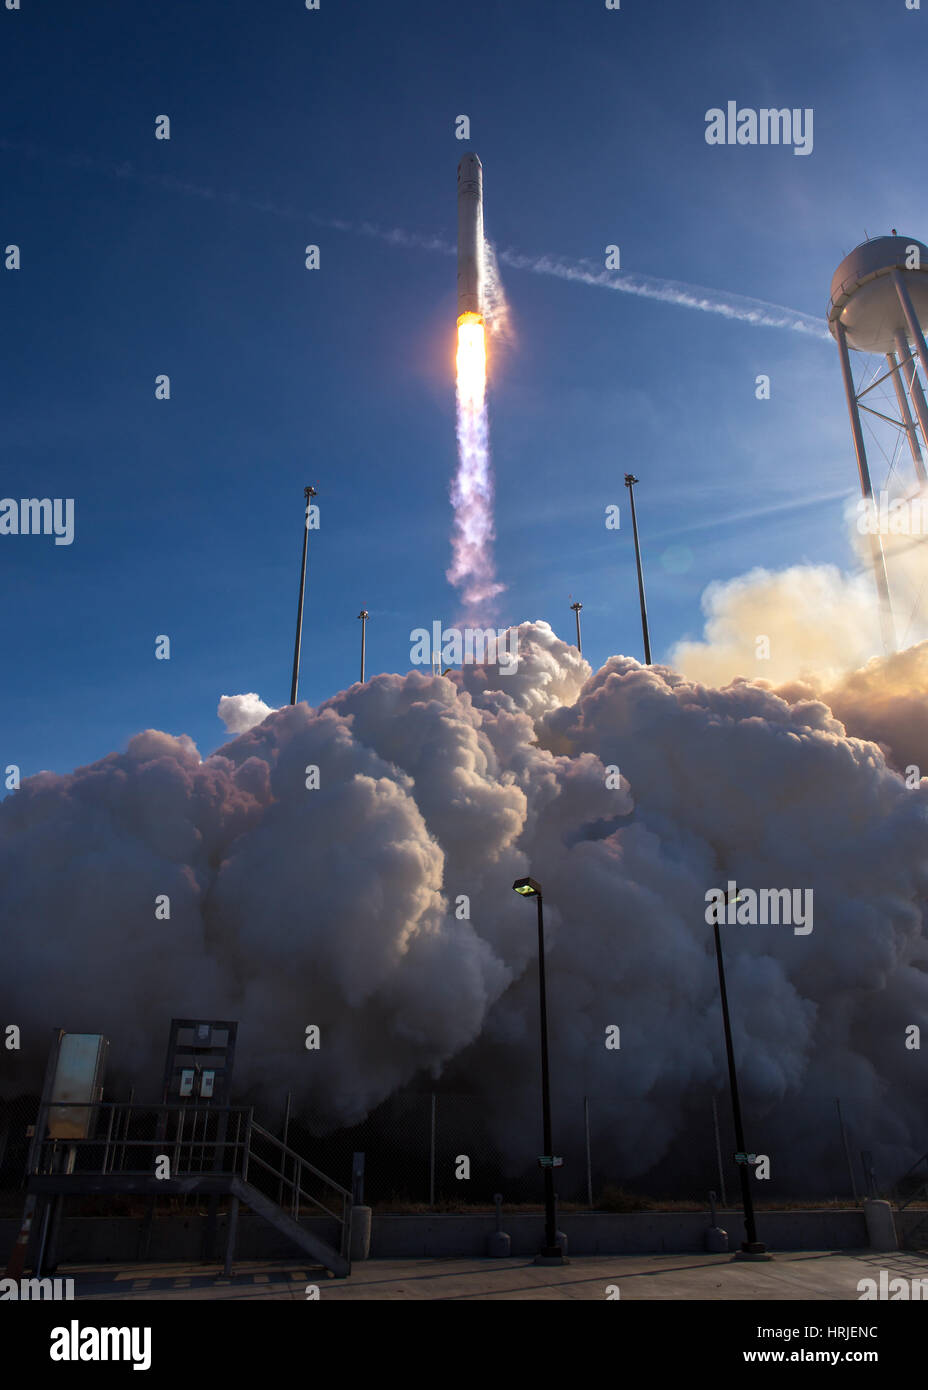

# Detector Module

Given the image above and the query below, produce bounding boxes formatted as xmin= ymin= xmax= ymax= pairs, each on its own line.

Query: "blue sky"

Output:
xmin=3 ymin=0 xmax=925 ymax=777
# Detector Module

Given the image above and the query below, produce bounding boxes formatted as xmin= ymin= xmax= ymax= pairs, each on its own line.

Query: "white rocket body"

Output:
xmin=457 ymin=153 xmax=484 ymax=320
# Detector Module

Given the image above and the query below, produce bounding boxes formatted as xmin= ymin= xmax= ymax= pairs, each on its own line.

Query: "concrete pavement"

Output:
xmin=51 ymin=1248 xmax=928 ymax=1300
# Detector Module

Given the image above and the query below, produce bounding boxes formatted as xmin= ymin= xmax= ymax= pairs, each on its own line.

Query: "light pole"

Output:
xmin=624 ymin=473 xmax=651 ymax=664
xmin=570 ymin=600 xmax=583 ymax=655
xmin=358 ymin=609 xmax=369 ymax=682
xmin=712 ymin=889 xmax=767 ymax=1256
xmin=512 ymin=876 xmax=564 ymax=1263
xmin=290 ymin=485 xmax=317 ymax=704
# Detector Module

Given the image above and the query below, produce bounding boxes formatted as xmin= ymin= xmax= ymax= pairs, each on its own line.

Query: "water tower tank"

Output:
xmin=828 ymin=232 xmax=928 ymax=655
xmin=828 ymin=234 xmax=928 ymax=352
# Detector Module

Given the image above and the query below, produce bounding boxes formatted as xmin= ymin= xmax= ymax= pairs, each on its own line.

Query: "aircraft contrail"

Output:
xmin=495 ymin=249 xmax=830 ymax=339
xmin=338 ymin=215 xmax=829 ymax=339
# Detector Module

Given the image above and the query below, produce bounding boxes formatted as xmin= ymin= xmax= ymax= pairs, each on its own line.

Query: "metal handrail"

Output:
xmin=37 ymin=1134 xmax=248 ymax=1174
xmin=246 ymin=1149 xmax=342 ymax=1223
xmin=895 ymin=1150 xmax=928 ymax=1182
xmin=894 ymin=1151 xmax=928 ymax=1210
xmin=31 ymin=1102 xmax=253 ymax=1176
xmin=248 ymin=1121 xmax=351 ymax=1198
xmin=241 ymin=1107 xmax=253 ymax=1184
xmin=28 ymin=1100 xmax=352 ymax=1254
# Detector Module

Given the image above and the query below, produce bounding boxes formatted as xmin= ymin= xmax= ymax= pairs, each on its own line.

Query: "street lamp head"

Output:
xmin=358 ymin=609 xmax=369 ymax=620
xmin=624 ymin=473 xmax=638 ymax=487
xmin=513 ymin=876 xmax=542 ymax=897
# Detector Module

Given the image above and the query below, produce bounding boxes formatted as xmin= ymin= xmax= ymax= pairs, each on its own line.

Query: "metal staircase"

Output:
xmin=25 ymin=1101 xmax=352 ymax=1277
xmin=893 ymin=1151 xmax=928 ymax=1250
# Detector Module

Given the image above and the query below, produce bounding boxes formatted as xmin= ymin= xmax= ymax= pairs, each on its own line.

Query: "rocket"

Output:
xmin=457 ymin=153 xmax=484 ymax=322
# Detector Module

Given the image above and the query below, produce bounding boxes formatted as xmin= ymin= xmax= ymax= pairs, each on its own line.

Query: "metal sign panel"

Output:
xmin=47 ymin=1034 xmax=107 ymax=1140
xmin=162 ymin=1019 xmax=237 ymax=1103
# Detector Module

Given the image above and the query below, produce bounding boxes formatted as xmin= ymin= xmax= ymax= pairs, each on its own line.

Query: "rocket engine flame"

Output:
xmin=448 ymin=312 xmax=504 ymax=610
xmin=455 ymin=311 xmax=486 ymax=401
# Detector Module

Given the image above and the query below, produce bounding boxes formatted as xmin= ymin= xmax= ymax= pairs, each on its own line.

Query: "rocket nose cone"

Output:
xmin=457 ymin=152 xmax=482 ymax=173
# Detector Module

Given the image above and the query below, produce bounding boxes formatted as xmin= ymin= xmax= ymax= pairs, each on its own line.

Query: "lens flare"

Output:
xmin=448 ymin=313 xmax=504 ymax=611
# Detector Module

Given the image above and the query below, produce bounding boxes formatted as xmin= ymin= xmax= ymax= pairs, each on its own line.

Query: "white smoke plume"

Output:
xmin=2 ymin=616 xmax=928 ymax=1192
xmin=481 ymin=239 xmax=513 ymax=345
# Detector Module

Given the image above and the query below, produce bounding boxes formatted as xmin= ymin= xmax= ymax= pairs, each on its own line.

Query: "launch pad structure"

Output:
xmin=7 ymin=1027 xmax=353 ymax=1281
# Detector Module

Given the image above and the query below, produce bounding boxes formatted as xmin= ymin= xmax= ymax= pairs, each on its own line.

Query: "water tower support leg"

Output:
xmin=892 ymin=271 xmax=928 ymax=415
xmin=893 ymin=329 xmax=928 ymax=483
xmin=835 ymin=321 xmax=896 ymax=652
xmin=886 ymin=351 xmax=928 ymax=483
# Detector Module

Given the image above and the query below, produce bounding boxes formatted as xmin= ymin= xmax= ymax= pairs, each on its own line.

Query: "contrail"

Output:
xmin=496 ymin=249 xmax=830 ymax=339
xmin=342 ymin=222 xmax=828 ymax=340
xmin=0 ymin=139 xmax=828 ymax=340
xmin=647 ymin=488 xmax=856 ymax=542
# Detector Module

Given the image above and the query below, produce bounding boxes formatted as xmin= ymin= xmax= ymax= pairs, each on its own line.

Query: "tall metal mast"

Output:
xmin=290 ymin=485 xmax=317 ymax=704
xmin=625 ymin=474 xmax=652 ymax=665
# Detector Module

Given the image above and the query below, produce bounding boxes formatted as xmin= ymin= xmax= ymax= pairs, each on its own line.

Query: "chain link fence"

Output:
xmin=0 ymin=1085 xmax=915 ymax=1212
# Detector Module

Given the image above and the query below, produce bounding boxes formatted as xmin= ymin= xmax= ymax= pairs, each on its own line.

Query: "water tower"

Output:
xmin=828 ymin=233 xmax=928 ymax=649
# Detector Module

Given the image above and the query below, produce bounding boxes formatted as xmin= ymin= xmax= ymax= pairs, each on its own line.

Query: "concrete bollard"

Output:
xmin=349 ymin=1205 xmax=372 ymax=1261
xmin=863 ymin=1199 xmax=897 ymax=1252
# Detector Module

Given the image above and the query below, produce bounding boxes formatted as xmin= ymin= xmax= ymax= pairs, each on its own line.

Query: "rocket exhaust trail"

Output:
xmin=448 ymin=154 xmax=504 ymax=612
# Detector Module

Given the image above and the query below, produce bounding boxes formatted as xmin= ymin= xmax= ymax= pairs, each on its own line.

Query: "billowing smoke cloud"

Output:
xmin=3 ymin=619 xmax=927 ymax=1193
xmin=671 ymin=493 xmax=928 ymax=687
xmin=670 ymin=561 xmax=884 ymax=687
xmin=218 ymin=692 xmax=276 ymax=734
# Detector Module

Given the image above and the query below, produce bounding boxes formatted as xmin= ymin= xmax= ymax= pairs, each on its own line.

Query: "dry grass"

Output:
xmin=368 ymin=1189 xmax=909 ymax=1215
xmin=2 ymin=1190 xmax=922 ymax=1219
